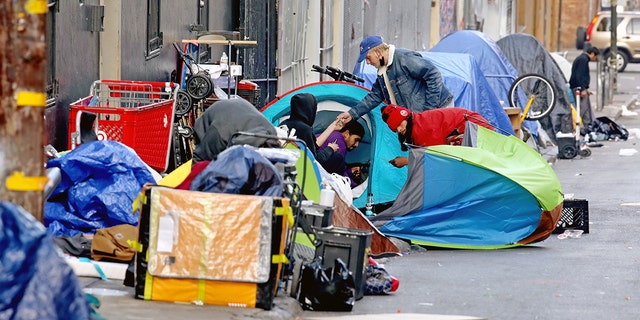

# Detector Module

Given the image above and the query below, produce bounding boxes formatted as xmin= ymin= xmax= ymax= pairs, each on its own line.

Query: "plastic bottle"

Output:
xmin=220 ymin=52 xmax=228 ymax=65
xmin=365 ymin=194 xmax=374 ymax=217
xmin=319 ymin=183 xmax=335 ymax=207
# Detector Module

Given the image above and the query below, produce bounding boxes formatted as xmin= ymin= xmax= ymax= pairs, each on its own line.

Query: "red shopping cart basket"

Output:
xmin=69 ymin=80 xmax=178 ymax=173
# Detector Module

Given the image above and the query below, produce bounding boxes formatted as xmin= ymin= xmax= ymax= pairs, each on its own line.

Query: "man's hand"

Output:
xmin=389 ymin=156 xmax=408 ymax=168
xmin=337 ymin=112 xmax=353 ymax=124
xmin=580 ymin=89 xmax=591 ymax=98
xmin=327 ymin=141 xmax=339 ymax=152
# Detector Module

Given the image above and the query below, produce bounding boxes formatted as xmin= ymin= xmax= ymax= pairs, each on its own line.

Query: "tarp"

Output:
xmin=1 ymin=201 xmax=90 ymax=319
xmin=372 ymin=124 xmax=564 ymax=249
xmin=189 ymin=145 xmax=284 ymax=197
xmin=497 ymin=33 xmax=574 ymax=136
xmin=550 ymin=52 xmax=576 ymax=105
xmin=45 ymin=140 xmax=156 ymax=236
xmin=430 ymin=30 xmax=539 ymax=137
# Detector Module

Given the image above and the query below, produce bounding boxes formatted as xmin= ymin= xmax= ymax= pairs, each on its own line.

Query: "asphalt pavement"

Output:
xmin=83 ymin=56 xmax=640 ymax=320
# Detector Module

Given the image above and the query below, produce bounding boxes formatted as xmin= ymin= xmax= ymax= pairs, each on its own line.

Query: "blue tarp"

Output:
xmin=45 ymin=140 xmax=156 ymax=236
xmin=190 ymin=145 xmax=284 ymax=196
xmin=1 ymin=202 xmax=90 ymax=319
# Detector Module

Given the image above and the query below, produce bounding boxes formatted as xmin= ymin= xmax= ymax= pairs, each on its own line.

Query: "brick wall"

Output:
xmin=559 ymin=0 xmax=600 ymax=50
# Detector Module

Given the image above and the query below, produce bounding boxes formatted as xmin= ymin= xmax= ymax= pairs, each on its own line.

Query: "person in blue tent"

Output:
xmin=337 ymin=35 xmax=453 ymax=124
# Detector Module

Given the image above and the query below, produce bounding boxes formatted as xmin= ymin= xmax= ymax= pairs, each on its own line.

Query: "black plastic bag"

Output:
xmin=297 ymin=257 xmax=355 ymax=311
xmin=586 ymin=116 xmax=629 ymax=141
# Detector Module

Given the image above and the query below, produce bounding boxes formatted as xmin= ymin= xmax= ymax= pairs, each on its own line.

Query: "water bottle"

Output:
xmin=365 ymin=194 xmax=374 ymax=217
xmin=220 ymin=52 xmax=228 ymax=65
xmin=319 ymin=184 xmax=335 ymax=207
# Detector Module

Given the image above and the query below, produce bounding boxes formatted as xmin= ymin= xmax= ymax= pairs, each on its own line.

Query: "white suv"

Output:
xmin=577 ymin=11 xmax=640 ymax=72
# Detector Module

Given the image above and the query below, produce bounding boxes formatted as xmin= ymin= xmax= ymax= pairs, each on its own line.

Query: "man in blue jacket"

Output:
xmin=569 ymin=46 xmax=600 ymax=127
xmin=337 ymin=35 xmax=453 ymax=123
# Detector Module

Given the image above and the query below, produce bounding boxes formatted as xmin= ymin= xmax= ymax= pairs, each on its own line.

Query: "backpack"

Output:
xmin=90 ymin=224 xmax=138 ymax=262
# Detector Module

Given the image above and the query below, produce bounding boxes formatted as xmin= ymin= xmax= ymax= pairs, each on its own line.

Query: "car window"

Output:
xmin=627 ymin=18 xmax=640 ymax=35
xmin=596 ymin=17 xmax=624 ymax=32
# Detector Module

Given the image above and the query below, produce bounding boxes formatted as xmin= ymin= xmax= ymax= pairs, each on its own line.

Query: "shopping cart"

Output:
xmin=68 ymin=80 xmax=179 ymax=173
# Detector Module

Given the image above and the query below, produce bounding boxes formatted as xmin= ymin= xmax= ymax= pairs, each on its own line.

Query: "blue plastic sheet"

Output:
xmin=1 ymin=202 xmax=90 ymax=319
xmin=45 ymin=140 xmax=156 ymax=236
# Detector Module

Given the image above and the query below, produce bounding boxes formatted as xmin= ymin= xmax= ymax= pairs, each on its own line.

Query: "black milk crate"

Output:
xmin=553 ymin=199 xmax=589 ymax=234
xmin=314 ymin=227 xmax=372 ymax=300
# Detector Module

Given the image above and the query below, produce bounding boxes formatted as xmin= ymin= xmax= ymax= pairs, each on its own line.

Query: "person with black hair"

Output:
xmin=316 ymin=119 xmax=364 ymax=176
xmin=569 ymin=46 xmax=600 ymax=127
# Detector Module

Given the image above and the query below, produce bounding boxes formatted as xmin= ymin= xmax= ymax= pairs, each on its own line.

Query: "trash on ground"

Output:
xmin=557 ymin=229 xmax=584 ymax=239
xmin=619 ymin=148 xmax=638 ymax=156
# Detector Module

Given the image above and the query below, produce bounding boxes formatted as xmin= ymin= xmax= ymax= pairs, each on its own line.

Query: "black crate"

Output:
xmin=553 ymin=199 xmax=589 ymax=234
xmin=314 ymin=227 xmax=372 ymax=300
xmin=238 ymin=88 xmax=261 ymax=107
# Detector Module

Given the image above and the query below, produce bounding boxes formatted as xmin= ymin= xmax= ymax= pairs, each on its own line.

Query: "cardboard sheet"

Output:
xmin=146 ymin=188 xmax=272 ymax=283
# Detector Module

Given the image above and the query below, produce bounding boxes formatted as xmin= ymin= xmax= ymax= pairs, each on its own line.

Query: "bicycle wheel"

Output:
xmin=508 ymin=73 xmax=556 ymax=121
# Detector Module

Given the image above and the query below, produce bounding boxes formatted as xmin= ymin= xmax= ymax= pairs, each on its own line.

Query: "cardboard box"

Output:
xmin=134 ymin=187 xmax=291 ymax=310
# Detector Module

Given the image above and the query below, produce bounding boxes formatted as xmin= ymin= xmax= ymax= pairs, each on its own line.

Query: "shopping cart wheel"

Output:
xmin=186 ymin=73 xmax=213 ymax=100
xmin=174 ymin=90 xmax=193 ymax=116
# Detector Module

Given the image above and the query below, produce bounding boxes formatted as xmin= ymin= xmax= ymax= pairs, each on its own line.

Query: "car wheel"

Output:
xmin=606 ymin=50 xmax=629 ymax=73
xmin=576 ymin=27 xmax=586 ymax=50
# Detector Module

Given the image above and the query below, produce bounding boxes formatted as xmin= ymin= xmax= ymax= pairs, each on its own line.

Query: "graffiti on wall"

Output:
xmin=439 ymin=0 xmax=457 ymax=39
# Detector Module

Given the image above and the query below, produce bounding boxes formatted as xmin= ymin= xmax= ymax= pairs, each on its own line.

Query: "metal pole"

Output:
xmin=0 ymin=0 xmax=47 ymax=221
xmin=610 ymin=0 xmax=618 ymax=94
xmin=464 ymin=0 xmax=476 ymax=30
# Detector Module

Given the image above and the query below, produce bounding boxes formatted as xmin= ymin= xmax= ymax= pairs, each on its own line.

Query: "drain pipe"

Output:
xmin=464 ymin=0 xmax=476 ymax=30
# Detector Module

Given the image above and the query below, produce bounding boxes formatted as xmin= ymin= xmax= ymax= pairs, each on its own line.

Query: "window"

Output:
xmin=146 ymin=0 xmax=162 ymax=59
xmin=627 ymin=18 xmax=640 ymax=35
xmin=597 ymin=17 xmax=623 ymax=32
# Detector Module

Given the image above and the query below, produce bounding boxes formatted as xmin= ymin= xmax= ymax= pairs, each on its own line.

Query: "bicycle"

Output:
xmin=311 ymin=65 xmax=365 ymax=83
xmin=508 ymin=73 xmax=557 ymax=124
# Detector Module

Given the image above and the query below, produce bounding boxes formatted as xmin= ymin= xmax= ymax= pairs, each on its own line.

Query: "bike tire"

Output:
xmin=508 ymin=73 xmax=556 ymax=121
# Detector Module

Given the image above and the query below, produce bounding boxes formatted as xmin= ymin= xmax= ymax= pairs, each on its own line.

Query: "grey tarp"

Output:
xmin=497 ymin=33 xmax=574 ymax=138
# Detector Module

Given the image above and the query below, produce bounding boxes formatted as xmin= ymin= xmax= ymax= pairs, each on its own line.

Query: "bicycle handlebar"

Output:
xmin=311 ymin=64 xmax=364 ymax=83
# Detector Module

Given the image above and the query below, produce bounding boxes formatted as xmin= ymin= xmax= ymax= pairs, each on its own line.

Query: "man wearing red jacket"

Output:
xmin=381 ymin=104 xmax=494 ymax=167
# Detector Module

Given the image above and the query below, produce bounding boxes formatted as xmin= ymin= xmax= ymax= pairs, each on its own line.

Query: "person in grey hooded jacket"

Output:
xmin=192 ymin=98 xmax=279 ymax=163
